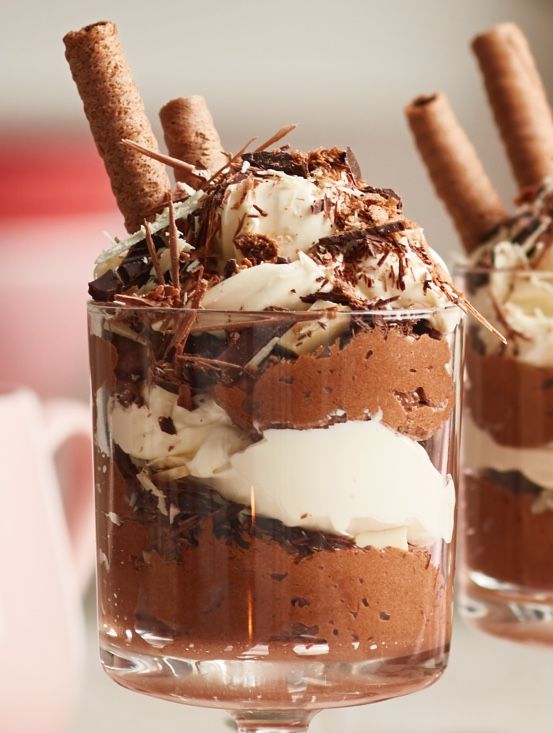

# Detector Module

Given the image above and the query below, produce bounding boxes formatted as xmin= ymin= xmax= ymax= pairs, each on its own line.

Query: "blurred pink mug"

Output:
xmin=0 ymin=386 xmax=94 ymax=733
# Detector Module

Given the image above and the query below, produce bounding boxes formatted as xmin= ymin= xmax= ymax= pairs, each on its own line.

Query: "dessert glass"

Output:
xmin=89 ymin=303 xmax=464 ymax=731
xmin=457 ymin=265 xmax=553 ymax=645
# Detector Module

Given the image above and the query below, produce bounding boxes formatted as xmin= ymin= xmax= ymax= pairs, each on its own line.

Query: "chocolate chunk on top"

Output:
xmin=345 ymin=146 xmax=363 ymax=182
xmin=234 ymin=233 xmax=279 ymax=264
xmin=88 ymin=268 xmax=123 ymax=301
xmin=242 ymin=151 xmax=309 ymax=177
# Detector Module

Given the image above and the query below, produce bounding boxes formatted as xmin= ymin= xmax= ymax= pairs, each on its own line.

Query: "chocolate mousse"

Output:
xmin=68 ymin=19 xmax=471 ymax=679
xmin=407 ymin=22 xmax=553 ymax=594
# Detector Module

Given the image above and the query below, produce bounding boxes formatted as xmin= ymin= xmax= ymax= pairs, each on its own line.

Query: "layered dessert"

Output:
xmin=67 ymin=21 xmax=476 ymax=673
xmin=407 ymin=23 xmax=553 ymax=593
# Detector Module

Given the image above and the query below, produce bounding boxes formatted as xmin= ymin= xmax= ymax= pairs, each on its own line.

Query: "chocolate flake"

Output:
xmin=158 ymin=416 xmax=177 ymax=434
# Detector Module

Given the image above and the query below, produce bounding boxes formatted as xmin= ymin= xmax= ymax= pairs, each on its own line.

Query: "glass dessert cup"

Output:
xmin=89 ymin=303 xmax=463 ymax=730
xmin=457 ymin=266 xmax=553 ymax=646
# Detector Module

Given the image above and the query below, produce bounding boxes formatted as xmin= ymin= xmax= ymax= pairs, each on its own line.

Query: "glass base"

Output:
xmin=460 ymin=571 xmax=553 ymax=646
xmin=100 ymin=641 xmax=448 ymax=711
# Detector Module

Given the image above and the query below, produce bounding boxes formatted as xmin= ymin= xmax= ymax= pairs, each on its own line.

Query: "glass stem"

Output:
xmin=233 ymin=710 xmax=315 ymax=732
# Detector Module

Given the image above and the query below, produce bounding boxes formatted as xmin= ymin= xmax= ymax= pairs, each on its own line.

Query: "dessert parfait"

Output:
xmin=67 ymin=20 xmax=481 ymax=707
xmin=407 ymin=23 xmax=553 ymax=641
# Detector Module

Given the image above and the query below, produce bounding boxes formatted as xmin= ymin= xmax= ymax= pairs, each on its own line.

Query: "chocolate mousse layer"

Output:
xmin=467 ymin=345 xmax=553 ymax=448
xmin=463 ymin=469 xmax=553 ymax=590
xmin=463 ymin=335 xmax=553 ymax=592
xmin=212 ymin=323 xmax=454 ymax=440
xmin=96 ymin=447 xmax=451 ymax=662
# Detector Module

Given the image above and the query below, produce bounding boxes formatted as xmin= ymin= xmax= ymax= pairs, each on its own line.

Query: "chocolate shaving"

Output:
xmin=204 ymin=137 xmax=257 ymax=186
xmin=121 ymin=138 xmax=207 ymax=180
xmin=144 ymin=220 xmax=164 ymax=284
xmin=167 ymin=196 xmax=181 ymax=294
xmin=253 ymin=124 xmax=298 ymax=153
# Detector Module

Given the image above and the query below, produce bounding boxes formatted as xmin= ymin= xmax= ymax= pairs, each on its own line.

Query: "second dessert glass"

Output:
xmin=457 ymin=265 xmax=553 ymax=645
xmin=90 ymin=302 xmax=463 ymax=731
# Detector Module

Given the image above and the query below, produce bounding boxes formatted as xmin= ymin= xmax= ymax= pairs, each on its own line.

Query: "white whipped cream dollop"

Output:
xmin=218 ymin=172 xmax=335 ymax=261
xmin=109 ymin=386 xmax=455 ymax=550
xmin=109 ymin=386 xmax=250 ymax=477
xmin=469 ymin=267 xmax=553 ymax=367
xmin=214 ymin=418 xmax=455 ymax=550
xmin=202 ymin=252 xmax=332 ymax=311
xmin=347 ymin=231 xmax=460 ymax=333
xmin=463 ymin=414 xmax=553 ymax=491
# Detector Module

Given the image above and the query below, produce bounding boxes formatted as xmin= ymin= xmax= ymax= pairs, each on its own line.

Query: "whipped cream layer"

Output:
xmin=202 ymin=252 xmax=331 ymax=311
xmin=90 ymin=149 xmax=463 ymax=339
xmin=109 ymin=385 xmax=455 ymax=550
xmin=464 ymin=414 xmax=553 ymax=491
xmin=469 ymin=269 xmax=553 ymax=367
xmin=110 ymin=386 xmax=250 ymax=477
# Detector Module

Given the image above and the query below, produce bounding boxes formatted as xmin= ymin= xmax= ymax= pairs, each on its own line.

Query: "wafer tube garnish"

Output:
xmin=473 ymin=22 xmax=553 ymax=190
xmin=64 ymin=20 xmax=170 ymax=233
xmin=159 ymin=95 xmax=227 ymax=187
xmin=405 ymin=93 xmax=507 ymax=253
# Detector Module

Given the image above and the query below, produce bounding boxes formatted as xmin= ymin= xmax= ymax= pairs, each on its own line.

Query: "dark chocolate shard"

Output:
xmin=158 ymin=416 xmax=177 ymax=435
xmin=363 ymin=184 xmax=402 ymax=203
xmin=346 ymin=146 xmax=362 ymax=182
xmin=88 ymin=268 xmax=123 ymax=301
xmin=242 ymin=151 xmax=309 ymax=177
xmin=483 ymin=469 xmax=543 ymax=496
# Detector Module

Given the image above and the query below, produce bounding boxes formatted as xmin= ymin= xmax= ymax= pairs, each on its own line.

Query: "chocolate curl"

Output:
xmin=406 ymin=92 xmax=507 ymax=252
xmin=64 ymin=21 xmax=171 ymax=233
xmin=159 ymin=96 xmax=227 ymax=187
xmin=472 ymin=23 xmax=553 ymax=190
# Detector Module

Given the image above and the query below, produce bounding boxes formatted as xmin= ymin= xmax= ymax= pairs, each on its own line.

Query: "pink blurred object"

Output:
xmin=0 ymin=133 xmax=122 ymax=399
xmin=0 ymin=386 xmax=93 ymax=733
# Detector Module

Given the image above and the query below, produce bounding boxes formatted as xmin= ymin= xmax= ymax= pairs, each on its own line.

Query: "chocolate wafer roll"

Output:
xmin=472 ymin=22 xmax=553 ymax=190
xmin=406 ymin=93 xmax=507 ymax=252
xmin=64 ymin=21 xmax=170 ymax=233
xmin=159 ymin=96 xmax=227 ymax=187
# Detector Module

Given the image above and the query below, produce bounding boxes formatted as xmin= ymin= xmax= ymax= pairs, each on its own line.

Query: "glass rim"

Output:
xmin=453 ymin=262 xmax=553 ymax=277
xmin=87 ymin=300 xmax=463 ymax=319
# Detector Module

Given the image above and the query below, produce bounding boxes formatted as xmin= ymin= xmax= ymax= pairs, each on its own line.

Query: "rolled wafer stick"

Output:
xmin=406 ymin=92 xmax=507 ymax=252
xmin=64 ymin=21 xmax=171 ymax=233
xmin=472 ymin=22 xmax=553 ymax=190
xmin=159 ymin=96 xmax=227 ymax=187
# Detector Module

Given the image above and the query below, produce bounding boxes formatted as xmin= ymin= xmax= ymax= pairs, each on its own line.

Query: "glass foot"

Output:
xmin=460 ymin=572 xmax=553 ymax=646
xmin=100 ymin=641 xmax=448 ymax=711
